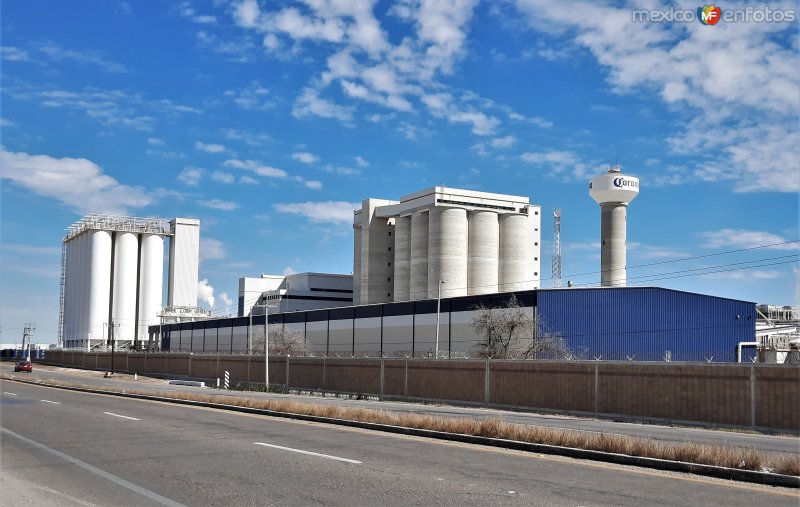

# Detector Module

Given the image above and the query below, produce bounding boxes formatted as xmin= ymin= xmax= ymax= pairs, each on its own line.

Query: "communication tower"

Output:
xmin=552 ymin=208 xmax=562 ymax=288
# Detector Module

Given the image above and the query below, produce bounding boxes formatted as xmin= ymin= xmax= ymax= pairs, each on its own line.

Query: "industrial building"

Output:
xmin=238 ymin=272 xmax=353 ymax=316
xmin=151 ymin=287 xmax=758 ymax=362
xmin=59 ymin=215 xmax=201 ymax=349
xmin=353 ymin=186 xmax=541 ymax=305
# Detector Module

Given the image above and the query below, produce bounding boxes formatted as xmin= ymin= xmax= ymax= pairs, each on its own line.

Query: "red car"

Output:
xmin=14 ymin=361 xmax=32 ymax=372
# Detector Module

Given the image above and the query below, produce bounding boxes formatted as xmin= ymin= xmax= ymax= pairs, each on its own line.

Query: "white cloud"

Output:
xmin=195 ymin=141 xmax=226 ymax=153
xmin=283 ymin=266 xmax=298 ymax=276
xmin=490 ymin=135 xmax=517 ymax=149
xmin=211 ymin=171 xmax=235 ymax=184
xmin=197 ymin=279 xmax=215 ymax=308
xmin=178 ymin=166 xmax=205 ymax=186
xmin=322 ymin=164 xmax=360 ymax=176
xmin=239 ymin=175 xmax=259 ymax=185
xmin=147 ymin=137 xmax=165 ymax=145
xmin=1 ymin=243 xmax=62 ymax=255
xmin=701 ymin=270 xmax=783 ymax=281
xmin=292 ymin=152 xmax=319 ymax=164
xmin=0 ymin=148 xmax=151 ymax=214
xmin=354 ymin=156 xmax=369 ymax=168
xmin=224 ymin=81 xmax=274 ymax=110
xmin=179 ymin=1 xmax=217 ymax=24
xmin=1 ymin=118 xmax=16 ymax=127
xmin=233 ymin=0 xmax=261 ymax=28
xmin=273 ymin=201 xmax=358 ymax=225
xmin=699 ymin=229 xmax=800 ymax=251
xmin=219 ymin=291 xmax=233 ymax=307
xmin=222 ymin=128 xmax=272 ymax=146
xmin=198 ymin=199 xmax=238 ymax=211
xmin=200 ymin=237 xmax=227 ymax=261
xmin=2 ymin=46 xmax=30 ymax=61
xmin=304 ymin=180 xmax=323 ymax=189
xmin=293 ymin=87 xmax=353 ymax=122
xmin=520 ymin=149 xmax=600 ymax=180
xmin=224 ymin=158 xmax=288 ymax=178
xmin=38 ymin=43 xmax=128 ymax=73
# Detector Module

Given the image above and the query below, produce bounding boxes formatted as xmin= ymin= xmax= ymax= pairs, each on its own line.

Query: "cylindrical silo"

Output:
xmin=393 ymin=215 xmax=411 ymax=301
xmin=112 ymin=231 xmax=138 ymax=343
xmin=137 ymin=234 xmax=164 ymax=344
xmin=409 ymin=211 xmax=429 ymax=301
xmin=600 ymin=203 xmax=628 ymax=287
xmin=428 ymin=207 xmax=468 ymax=299
xmin=468 ymin=211 xmax=499 ymax=295
xmin=499 ymin=214 xmax=532 ymax=292
xmin=88 ymin=230 xmax=112 ymax=344
xmin=353 ymin=224 xmax=361 ymax=304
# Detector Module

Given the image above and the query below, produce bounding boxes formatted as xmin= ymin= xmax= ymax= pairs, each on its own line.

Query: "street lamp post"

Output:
xmin=435 ymin=280 xmax=446 ymax=359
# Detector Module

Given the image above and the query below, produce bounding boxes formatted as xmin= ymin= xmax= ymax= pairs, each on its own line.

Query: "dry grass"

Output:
xmin=4 ymin=373 xmax=798 ymax=476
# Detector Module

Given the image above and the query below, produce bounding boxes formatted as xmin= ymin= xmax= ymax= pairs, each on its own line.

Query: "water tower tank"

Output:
xmin=589 ymin=166 xmax=640 ymax=287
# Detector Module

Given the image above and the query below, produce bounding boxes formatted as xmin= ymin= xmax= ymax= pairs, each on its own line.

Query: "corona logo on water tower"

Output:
xmin=589 ymin=165 xmax=640 ymax=287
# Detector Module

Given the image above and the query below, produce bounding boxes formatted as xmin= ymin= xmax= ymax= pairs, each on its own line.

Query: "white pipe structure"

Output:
xmin=737 ymin=342 xmax=759 ymax=363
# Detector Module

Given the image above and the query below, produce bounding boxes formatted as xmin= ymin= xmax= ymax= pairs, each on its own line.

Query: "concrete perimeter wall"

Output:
xmin=44 ymin=351 xmax=799 ymax=432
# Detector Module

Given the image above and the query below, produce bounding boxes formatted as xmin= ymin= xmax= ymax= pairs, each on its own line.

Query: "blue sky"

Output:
xmin=1 ymin=1 xmax=798 ymax=344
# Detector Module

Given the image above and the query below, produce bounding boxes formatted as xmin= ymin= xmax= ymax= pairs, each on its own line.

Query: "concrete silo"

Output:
xmin=499 ymin=214 xmax=532 ymax=292
xmin=589 ymin=166 xmax=640 ymax=286
xmin=467 ymin=211 xmax=499 ymax=295
xmin=409 ymin=211 xmax=429 ymax=301
xmin=428 ymin=207 xmax=468 ymax=299
xmin=393 ymin=215 xmax=411 ymax=302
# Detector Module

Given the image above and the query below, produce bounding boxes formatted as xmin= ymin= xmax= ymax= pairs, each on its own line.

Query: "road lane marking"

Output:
xmin=104 ymin=412 xmax=141 ymax=421
xmin=4 ymin=392 xmax=18 ymax=396
xmin=1 ymin=427 xmax=184 ymax=507
xmin=40 ymin=400 xmax=61 ymax=404
xmin=254 ymin=442 xmax=362 ymax=464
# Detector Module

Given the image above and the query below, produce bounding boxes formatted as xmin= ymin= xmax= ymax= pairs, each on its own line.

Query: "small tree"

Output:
xmin=470 ymin=295 xmax=570 ymax=359
xmin=253 ymin=324 xmax=311 ymax=356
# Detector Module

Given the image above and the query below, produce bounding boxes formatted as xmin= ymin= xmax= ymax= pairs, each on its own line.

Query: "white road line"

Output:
xmin=40 ymin=400 xmax=61 ymax=404
xmin=103 ymin=412 xmax=141 ymax=421
xmin=254 ymin=442 xmax=362 ymax=464
xmin=1 ymin=427 xmax=184 ymax=507
xmin=4 ymin=392 xmax=18 ymax=396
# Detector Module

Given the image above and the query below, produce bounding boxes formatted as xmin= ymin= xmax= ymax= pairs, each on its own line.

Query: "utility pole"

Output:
xmin=22 ymin=322 xmax=35 ymax=361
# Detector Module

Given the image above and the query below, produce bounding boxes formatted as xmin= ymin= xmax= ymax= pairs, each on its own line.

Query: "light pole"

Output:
xmin=435 ymin=280 xmax=446 ymax=359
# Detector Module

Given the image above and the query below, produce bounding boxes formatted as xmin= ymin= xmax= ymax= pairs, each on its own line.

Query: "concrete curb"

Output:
xmin=6 ymin=377 xmax=798 ymax=489
xmin=168 ymin=380 xmax=206 ymax=387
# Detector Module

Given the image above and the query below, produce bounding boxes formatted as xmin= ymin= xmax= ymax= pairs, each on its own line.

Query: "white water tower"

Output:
xmin=589 ymin=165 xmax=639 ymax=286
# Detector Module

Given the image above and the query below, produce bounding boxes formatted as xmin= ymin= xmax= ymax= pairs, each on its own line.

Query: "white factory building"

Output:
xmin=353 ymin=186 xmax=541 ymax=305
xmin=239 ymin=272 xmax=353 ymax=316
xmin=59 ymin=215 xmax=200 ymax=349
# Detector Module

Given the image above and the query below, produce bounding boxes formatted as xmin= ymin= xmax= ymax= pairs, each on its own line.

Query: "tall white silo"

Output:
xmin=393 ymin=215 xmax=411 ymax=301
xmin=499 ymin=214 xmax=532 ymax=292
xmin=468 ymin=211 xmax=499 ymax=295
xmin=63 ymin=238 xmax=73 ymax=345
xmin=352 ymin=223 xmax=362 ymax=304
xmin=112 ymin=231 xmax=138 ymax=342
xmin=137 ymin=233 xmax=164 ymax=343
xmin=88 ymin=230 xmax=112 ymax=343
xmin=428 ymin=207 xmax=468 ymax=299
xmin=409 ymin=211 xmax=429 ymax=301
xmin=589 ymin=166 xmax=640 ymax=286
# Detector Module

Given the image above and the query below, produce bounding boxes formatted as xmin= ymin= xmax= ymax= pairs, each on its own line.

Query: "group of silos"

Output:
xmin=62 ymin=217 xmax=166 ymax=347
xmin=353 ymin=187 xmax=541 ymax=305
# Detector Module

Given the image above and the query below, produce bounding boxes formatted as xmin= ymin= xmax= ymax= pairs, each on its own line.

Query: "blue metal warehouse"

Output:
xmin=150 ymin=287 xmax=756 ymax=362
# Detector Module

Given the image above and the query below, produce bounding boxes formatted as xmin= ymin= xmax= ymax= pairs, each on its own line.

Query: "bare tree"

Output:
xmin=470 ymin=295 xmax=570 ymax=359
xmin=253 ymin=324 xmax=311 ymax=356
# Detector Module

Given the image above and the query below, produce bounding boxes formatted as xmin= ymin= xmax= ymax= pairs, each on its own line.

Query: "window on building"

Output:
xmin=388 ymin=246 xmax=392 ymax=251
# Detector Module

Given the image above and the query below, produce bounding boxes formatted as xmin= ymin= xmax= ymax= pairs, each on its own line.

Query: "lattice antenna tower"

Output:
xmin=552 ymin=208 xmax=562 ymax=288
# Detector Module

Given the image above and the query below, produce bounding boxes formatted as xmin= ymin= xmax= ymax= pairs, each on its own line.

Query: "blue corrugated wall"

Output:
xmin=536 ymin=288 xmax=756 ymax=362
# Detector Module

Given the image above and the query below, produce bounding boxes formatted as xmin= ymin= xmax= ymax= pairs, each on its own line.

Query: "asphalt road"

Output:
xmin=4 ymin=362 xmax=798 ymax=456
xmin=2 ymin=380 xmax=797 ymax=506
